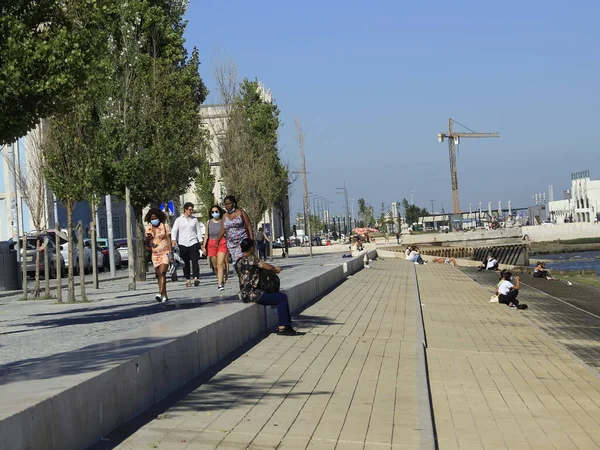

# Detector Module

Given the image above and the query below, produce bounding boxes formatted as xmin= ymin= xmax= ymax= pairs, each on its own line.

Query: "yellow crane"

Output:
xmin=438 ymin=118 xmax=499 ymax=214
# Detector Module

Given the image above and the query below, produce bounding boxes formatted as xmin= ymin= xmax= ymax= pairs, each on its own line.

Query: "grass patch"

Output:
xmin=555 ymin=237 xmax=600 ymax=245
xmin=560 ymin=274 xmax=600 ymax=289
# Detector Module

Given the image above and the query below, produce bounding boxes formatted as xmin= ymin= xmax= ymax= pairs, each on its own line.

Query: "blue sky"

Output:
xmin=184 ymin=0 xmax=600 ymax=219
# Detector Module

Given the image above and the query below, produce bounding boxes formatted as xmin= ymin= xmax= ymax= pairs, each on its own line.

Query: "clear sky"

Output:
xmin=183 ymin=0 xmax=600 ymax=219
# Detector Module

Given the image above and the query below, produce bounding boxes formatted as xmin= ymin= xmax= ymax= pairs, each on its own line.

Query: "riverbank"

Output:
xmin=530 ymin=240 xmax=600 ymax=255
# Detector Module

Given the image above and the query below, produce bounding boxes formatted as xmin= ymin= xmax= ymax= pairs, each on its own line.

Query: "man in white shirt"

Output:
xmin=171 ymin=202 xmax=203 ymax=287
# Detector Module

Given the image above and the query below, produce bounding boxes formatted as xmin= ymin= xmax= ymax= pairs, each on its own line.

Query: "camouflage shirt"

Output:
xmin=236 ymin=254 xmax=264 ymax=302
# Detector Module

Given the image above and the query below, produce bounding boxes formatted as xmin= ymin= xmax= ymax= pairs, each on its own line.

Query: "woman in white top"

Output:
xmin=496 ymin=271 xmax=527 ymax=309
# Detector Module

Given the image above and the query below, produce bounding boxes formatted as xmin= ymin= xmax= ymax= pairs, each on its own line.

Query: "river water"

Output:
xmin=534 ymin=250 xmax=600 ymax=275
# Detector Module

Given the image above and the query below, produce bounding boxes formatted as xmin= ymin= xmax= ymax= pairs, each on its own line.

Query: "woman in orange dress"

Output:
xmin=145 ymin=208 xmax=173 ymax=303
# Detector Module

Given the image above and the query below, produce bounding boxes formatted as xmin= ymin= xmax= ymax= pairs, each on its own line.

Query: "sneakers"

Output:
xmin=277 ymin=326 xmax=299 ymax=336
xmin=517 ymin=304 xmax=528 ymax=310
xmin=218 ymin=285 xmax=224 ymax=291
xmin=154 ymin=294 xmax=162 ymax=303
xmin=194 ymin=279 xmax=200 ymax=287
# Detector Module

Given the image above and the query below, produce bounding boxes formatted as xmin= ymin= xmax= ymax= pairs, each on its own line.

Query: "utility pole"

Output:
xmin=429 ymin=199 xmax=434 ymax=214
xmin=125 ymin=186 xmax=135 ymax=290
xmin=438 ymin=118 xmax=499 ymax=214
xmin=106 ymin=194 xmax=116 ymax=277
xmin=6 ymin=143 xmax=21 ymax=261
xmin=295 ymin=119 xmax=312 ymax=257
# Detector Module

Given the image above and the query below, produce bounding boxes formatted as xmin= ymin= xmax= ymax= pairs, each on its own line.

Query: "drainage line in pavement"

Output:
xmin=412 ymin=264 xmax=438 ymax=450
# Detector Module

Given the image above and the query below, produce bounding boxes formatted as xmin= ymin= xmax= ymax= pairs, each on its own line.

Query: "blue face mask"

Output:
xmin=151 ymin=219 xmax=160 ymax=227
xmin=227 ymin=207 xmax=236 ymax=214
xmin=211 ymin=212 xmax=220 ymax=219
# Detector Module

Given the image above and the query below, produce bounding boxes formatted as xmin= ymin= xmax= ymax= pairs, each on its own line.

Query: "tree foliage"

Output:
xmin=220 ymin=79 xmax=282 ymax=227
xmin=402 ymin=198 xmax=428 ymax=225
xmin=357 ymin=198 xmax=375 ymax=227
xmin=0 ymin=0 xmax=116 ymax=144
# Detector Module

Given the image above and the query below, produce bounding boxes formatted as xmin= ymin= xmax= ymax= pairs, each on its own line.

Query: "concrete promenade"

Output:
xmin=106 ymin=258 xmax=600 ymax=450
xmin=0 ymin=251 xmax=376 ymax=450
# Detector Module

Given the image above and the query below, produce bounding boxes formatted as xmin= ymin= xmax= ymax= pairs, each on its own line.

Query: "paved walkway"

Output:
xmin=419 ymin=264 xmax=600 ymax=449
xmin=91 ymin=258 xmax=600 ymax=449
xmin=0 ymin=253 xmax=350 ymax=367
xmin=98 ymin=258 xmax=425 ymax=450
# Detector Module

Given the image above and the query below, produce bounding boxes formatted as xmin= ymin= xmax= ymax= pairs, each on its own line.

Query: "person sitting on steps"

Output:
xmin=496 ymin=271 xmax=528 ymax=309
xmin=236 ymin=238 xmax=298 ymax=336
xmin=533 ymin=261 xmax=554 ymax=280
xmin=478 ymin=254 xmax=498 ymax=271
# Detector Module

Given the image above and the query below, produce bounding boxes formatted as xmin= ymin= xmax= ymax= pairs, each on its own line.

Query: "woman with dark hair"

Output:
xmin=144 ymin=208 xmax=173 ymax=303
xmin=202 ymin=204 xmax=229 ymax=291
xmin=496 ymin=271 xmax=528 ymax=309
xmin=216 ymin=195 xmax=253 ymax=267
xmin=533 ymin=261 xmax=554 ymax=280
xmin=236 ymin=238 xmax=297 ymax=336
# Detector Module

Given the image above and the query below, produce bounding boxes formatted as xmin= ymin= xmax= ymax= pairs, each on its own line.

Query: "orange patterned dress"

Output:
xmin=147 ymin=223 xmax=171 ymax=268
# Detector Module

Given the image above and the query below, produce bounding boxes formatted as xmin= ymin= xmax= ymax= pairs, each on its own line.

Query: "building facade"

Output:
xmin=548 ymin=171 xmax=600 ymax=223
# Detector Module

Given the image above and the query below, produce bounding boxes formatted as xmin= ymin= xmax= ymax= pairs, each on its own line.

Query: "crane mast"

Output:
xmin=438 ymin=118 xmax=499 ymax=214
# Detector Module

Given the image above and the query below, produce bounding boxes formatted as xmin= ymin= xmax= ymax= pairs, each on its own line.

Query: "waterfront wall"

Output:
xmin=523 ymin=223 xmax=600 ymax=242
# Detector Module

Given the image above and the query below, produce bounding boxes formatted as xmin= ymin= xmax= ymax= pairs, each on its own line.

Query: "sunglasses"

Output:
xmin=211 ymin=210 xmax=219 ymax=214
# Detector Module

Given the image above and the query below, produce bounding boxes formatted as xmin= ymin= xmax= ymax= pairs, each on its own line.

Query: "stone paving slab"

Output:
xmin=95 ymin=258 xmax=425 ymax=450
xmin=0 ymin=253 xmax=349 ymax=367
xmin=461 ymin=268 xmax=600 ymax=370
xmin=417 ymin=263 xmax=600 ymax=450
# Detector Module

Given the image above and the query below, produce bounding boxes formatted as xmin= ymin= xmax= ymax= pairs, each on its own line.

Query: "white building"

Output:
xmin=548 ymin=171 xmax=600 ymax=223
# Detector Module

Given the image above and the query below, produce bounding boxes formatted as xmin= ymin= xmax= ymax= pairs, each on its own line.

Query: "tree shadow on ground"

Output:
xmin=0 ymin=336 xmax=171 ymax=386
xmin=88 ymin=334 xmax=331 ymax=450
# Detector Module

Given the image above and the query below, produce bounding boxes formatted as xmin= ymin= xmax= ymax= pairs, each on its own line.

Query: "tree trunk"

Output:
xmin=33 ymin=231 xmax=41 ymax=298
xmin=44 ymin=236 xmax=50 ymax=297
xmin=134 ymin=205 xmax=147 ymax=282
xmin=21 ymin=236 xmax=28 ymax=300
xmin=279 ymin=203 xmax=289 ymax=256
xmin=66 ymin=202 xmax=75 ymax=302
xmin=90 ymin=201 xmax=99 ymax=289
xmin=77 ymin=221 xmax=86 ymax=301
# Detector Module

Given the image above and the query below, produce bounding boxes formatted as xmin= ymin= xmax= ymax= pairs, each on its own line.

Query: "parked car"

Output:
xmin=83 ymin=239 xmax=105 ymax=273
xmin=98 ymin=242 xmax=122 ymax=270
xmin=115 ymin=238 xmax=152 ymax=267
xmin=20 ymin=235 xmax=65 ymax=279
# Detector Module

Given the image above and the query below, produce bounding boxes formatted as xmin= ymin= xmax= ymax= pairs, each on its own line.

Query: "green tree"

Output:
xmin=194 ymin=146 xmax=216 ymax=223
xmin=402 ymin=198 xmax=428 ymax=226
xmin=99 ymin=0 xmax=209 ymax=280
xmin=44 ymin=104 xmax=105 ymax=302
xmin=0 ymin=0 xmax=115 ymax=144
xmin=220 ymin=79 xmax=281 ymax=227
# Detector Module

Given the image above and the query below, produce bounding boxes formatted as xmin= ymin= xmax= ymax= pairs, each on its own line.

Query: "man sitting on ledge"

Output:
xmin=236 ymin=238 xmax=298 ymax=336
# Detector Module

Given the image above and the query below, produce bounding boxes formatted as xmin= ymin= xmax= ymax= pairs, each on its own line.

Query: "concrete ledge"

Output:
xmin=0 ymin=250 xmax=377 ymax=450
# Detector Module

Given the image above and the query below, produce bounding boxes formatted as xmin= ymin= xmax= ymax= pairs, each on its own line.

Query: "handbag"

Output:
xmin=258 ymin=269 xmax=280 ymax=293
xmin=489 ymin=294 xmax=499 ymax=303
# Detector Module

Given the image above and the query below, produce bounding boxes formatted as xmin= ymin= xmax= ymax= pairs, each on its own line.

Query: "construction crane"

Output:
xmin=438 ymin=118 xmax=499 ymax=214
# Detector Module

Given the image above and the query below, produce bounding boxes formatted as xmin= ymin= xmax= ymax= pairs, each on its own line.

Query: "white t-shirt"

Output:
xmin=498 ymin=280 xmax=513 ymax=296
xmin=486 ymin=258 xmax=498 ymax=269
xmin=407 ymin=250 xmax=420 ymax=262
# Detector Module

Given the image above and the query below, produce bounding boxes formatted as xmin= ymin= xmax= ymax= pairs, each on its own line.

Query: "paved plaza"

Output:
xmin=93 ymin=258 xmax=600 ymax=450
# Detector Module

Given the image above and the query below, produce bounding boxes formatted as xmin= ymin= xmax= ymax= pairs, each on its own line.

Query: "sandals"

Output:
xmin=185 ymin=280 xmax=192 ymax=288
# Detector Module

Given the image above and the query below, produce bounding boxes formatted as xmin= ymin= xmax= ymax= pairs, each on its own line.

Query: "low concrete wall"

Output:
xmin=402 ymin=228 xmax=522 ymax=246
xmin=0 ymin=249 xmax=377 ymax=450
xmin=523 ymin=223 xmax=600 ymax=242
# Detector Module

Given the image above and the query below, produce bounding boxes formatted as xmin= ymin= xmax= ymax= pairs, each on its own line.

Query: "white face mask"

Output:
xmin=227 ymin=207 xmax=236 ymax=214
xmin=211 ymin=212 xmax=220 ymax=219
